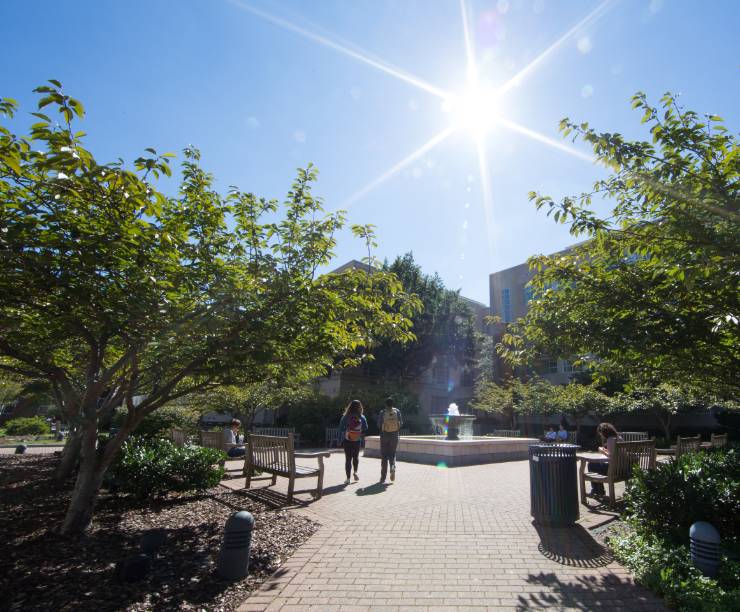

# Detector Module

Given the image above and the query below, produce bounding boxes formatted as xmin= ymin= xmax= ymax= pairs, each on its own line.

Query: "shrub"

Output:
xmin=624 ymin=447 xmax=740 ymax=549
xmin=113 ymin=404 xmax=200 ymax=439
xmin=5 ymin=416 xmax=50 ymax=436
xmin=609 ymin=528 xmax=740 ymax=611
xmin=109 ymin=436 xmax=225 ymax=498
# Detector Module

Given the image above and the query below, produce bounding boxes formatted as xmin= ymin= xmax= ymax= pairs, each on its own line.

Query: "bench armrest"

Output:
xmin=294 ymin=451 xmax=331 ymax=459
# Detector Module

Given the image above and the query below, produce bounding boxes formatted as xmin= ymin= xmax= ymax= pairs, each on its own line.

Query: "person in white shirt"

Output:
xmin=223 ymin=418 xmax=246 ymax=458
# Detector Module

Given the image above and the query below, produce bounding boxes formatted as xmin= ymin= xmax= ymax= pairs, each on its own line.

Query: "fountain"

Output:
xmin=428 ymin=403 xmax=477 ymax=440
xmin=364 ymin=402 xmax=540 ymax=466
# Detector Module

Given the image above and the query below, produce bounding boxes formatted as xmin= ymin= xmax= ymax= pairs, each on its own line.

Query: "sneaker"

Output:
xmin=344 ymin=478 xmax=350 ymax=485
xmin=390 ymin=467 xmax=396 ymax=482
xmin=379 ymin=478 xmax=386 ymax=484
xmin=353 ymin=472 xmax=359 ymax=481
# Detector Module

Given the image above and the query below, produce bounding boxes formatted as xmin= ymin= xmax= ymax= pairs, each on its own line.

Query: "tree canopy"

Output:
xmin=499 ymin=92 xmax=739 ymax=396
xmin=367 ymin=252 xmax=479 ymax=381
xmin=0 ymin=82 xmax=419 ymax=533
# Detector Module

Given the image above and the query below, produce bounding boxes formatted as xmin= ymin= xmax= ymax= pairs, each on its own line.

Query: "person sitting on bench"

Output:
xmin=223 ymin=418 xmax=246 ymax=457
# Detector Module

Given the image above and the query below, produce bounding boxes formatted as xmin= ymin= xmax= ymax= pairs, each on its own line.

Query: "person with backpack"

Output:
xmin=377 ymin=397 xmax=403 ymax=483
xmin=338 ymin=399 xmax=368 ymax=485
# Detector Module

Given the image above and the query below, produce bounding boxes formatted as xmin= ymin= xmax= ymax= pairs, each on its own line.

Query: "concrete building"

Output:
xmin=488 ymin=245 xmax=587 ymax=385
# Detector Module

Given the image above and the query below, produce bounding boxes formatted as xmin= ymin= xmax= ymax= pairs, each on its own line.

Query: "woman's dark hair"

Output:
xmin=385 ymin=397 xmax=394 ymax=408
xmin=597 ymin=422 xmax=619 ymax=441
xmin=231 ymin=418 xmax=241 ymax=428
xmin=344 ymin=399 xmax=363 ymax=417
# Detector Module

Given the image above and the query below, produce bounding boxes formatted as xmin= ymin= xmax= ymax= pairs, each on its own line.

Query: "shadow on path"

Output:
xmin=515 ymin=572 xmax=665 ymax=611
xmin=356 ymin=482 xmax=389 ymax=496
xmin=533 ymin=521 xmax=613 ymax=568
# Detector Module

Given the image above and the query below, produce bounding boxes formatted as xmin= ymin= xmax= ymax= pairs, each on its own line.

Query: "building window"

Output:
xmin=461 ymin=368 xmax=474 ymax=387
xmin=559 ymin=359 xmax=586 ymax=373
xmin=501 ymin=288 xmax=511 ymax=322
xmin=432 ymin=363 xmax=449 ymax=385
xmin=524 ymin=285 xmax=534 ymax=307
xmin=546 ymin=358 xmax=558 ymax=374
xmin=431 ymin=395 xmax=449 ymax=413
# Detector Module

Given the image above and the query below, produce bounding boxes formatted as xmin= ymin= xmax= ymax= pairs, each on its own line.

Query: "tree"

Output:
xmin=499 ymin=92 xmax=739 ymax=396
xmin=472 ymin=376 xmax=558 ymax=430
xmin=611 ymin=383 xmax=713 ymax=441
xmin=368 ymin=253 xmax=479 ymax=381
xmin=556 ymin=382 xmax=614 ymax=438
xmin=0 ymin=82 xmax=419 ymax=534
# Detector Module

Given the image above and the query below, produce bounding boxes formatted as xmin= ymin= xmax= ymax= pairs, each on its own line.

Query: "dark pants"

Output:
xmin=588 ymin=462 xmax=608 ymax=494
xmin=228 ymin=446 xmax=246 ymax=458
xmin=380 ymin=432 xmax=399 ymax=480
xmin=343 ymin=440 xmax=362 ymax=478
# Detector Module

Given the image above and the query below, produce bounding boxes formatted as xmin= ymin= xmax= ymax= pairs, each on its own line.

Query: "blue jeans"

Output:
xmin=227 ymin=446 xmax=246 ymax=458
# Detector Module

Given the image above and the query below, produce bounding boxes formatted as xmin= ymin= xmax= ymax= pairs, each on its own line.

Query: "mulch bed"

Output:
xmin=0 ymin=455 xmax=318 ymax=611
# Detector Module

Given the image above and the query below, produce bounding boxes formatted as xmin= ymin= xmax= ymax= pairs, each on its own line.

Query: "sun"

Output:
xmin=445 ymin=85 xmax=501 ymax=135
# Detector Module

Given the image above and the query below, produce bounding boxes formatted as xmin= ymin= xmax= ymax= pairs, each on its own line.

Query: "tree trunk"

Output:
xmin=659 ymin=414 xmax=671 ymax=442
xmin=55 ymin=426 xmax=82 ymax=482
xmin=60 ymin=424 xmax=126 ymax=535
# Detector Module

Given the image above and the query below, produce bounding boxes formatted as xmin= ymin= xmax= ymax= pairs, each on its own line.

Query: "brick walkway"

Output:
xmin=223 ymin=453 xmax=664 ymax=611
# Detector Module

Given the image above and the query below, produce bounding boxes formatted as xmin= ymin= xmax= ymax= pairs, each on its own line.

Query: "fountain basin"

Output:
xmin=364 ymin=435 xmax=541 ymax=466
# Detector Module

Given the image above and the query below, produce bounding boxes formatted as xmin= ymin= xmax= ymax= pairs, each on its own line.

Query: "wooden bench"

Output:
xmin=676 ymin=435 xmax=702 ymax=458
xmin=492 ymin=429 xmax=521 ymax=437
xmin=621 ymin=431 xmax=649 ymax=442
xmin=710 ymin=433 xmax=728 ymax=448
xmin=579 ymin=439 xmax=656 ymax=508
xmin=244 ymin=433 xmax=329 ymax=502
xmin=325 ymin=427 xmax=339 ymax=448
xmin=254 ymin=427 xmax=300 ymax=448
xmin=170 ymin=428 xmax=187 ymax=446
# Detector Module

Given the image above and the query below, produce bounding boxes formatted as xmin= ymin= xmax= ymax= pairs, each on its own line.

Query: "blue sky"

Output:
xmin=2 ymin=0 xmax=738 ymax=303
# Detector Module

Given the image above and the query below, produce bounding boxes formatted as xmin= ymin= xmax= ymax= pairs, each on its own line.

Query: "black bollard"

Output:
xmin=115 ymin=553 xmax=151 ymax=583
xmin=141 ymin=529 xmax=167 ymax=555
xmin=217 ymin=511 xmax=255 ymax=580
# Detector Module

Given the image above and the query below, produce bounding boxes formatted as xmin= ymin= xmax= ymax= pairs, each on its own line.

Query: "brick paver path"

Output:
xmin=229 ymin=453 xmax=665 ymax=611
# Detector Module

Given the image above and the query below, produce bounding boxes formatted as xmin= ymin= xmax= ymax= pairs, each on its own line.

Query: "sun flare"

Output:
xmin=446 ymin=85 xmax=501 ymax=135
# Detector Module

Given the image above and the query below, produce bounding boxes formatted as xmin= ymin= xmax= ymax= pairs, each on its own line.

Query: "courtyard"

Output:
xmin=223 ymin=453 xmax=665 ymax=611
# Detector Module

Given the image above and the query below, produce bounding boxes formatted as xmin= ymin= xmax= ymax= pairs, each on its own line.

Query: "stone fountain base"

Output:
xmin=363 ymin=435 xmax=540 ymax=467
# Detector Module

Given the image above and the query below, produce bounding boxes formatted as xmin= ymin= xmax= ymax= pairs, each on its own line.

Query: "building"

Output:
xmin=315 ymin=261 xmax=489 ymax=429
xmin=488 ymin=245 xmax=587 ymax=385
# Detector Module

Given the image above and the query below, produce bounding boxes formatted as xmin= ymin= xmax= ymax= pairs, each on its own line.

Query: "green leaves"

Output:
xmin=500 ymin=91 xmax=739 ymax=397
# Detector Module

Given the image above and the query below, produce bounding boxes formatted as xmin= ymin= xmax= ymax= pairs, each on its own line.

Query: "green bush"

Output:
xmin=113 ymin=404 xmax=200 ymax=439
xmin=5 ymin=416 xmax=50 ymax=436
xmin=624 ymin=447 xmax=740 ymax=549
xmin=109 ymin=436 xmax=225 ymax=498
xmin=609 ymin=528 xmax=740 ymax=611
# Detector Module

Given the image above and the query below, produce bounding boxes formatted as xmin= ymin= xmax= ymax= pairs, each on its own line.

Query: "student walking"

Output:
xmin=377 ymin=397 xmax=403 ymax=483
xmin=338 ymin=399 xmax=368 ymax=485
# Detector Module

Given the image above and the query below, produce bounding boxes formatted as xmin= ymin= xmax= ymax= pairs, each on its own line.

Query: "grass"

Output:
xmin=0 ymin=434 xmax=64 ymax=445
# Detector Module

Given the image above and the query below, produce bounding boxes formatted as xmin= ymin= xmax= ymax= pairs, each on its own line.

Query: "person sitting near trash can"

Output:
xmin=544 ymin=426 xmax=557 ymax=442
xmin=223 ymin=418 xmax=246 ymax=458
xmin=588 ymin=422 xmax=622 ymax=496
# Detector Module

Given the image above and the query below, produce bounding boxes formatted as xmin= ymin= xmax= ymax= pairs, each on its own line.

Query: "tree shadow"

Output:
xmin=0 ymin=456 xmax=311 ymax=612
xmin=515 ymin=572 xmax=665 ymax=611
xmin=533 ymin=522 xmax=613 ymax=568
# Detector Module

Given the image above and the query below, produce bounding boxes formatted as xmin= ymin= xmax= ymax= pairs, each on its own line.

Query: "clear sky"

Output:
xmin=2 ymin=0 xmax=738 ymax=304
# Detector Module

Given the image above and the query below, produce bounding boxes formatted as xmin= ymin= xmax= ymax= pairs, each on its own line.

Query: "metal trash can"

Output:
xmin=529 ymin=444 xmax=579 ymax=525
